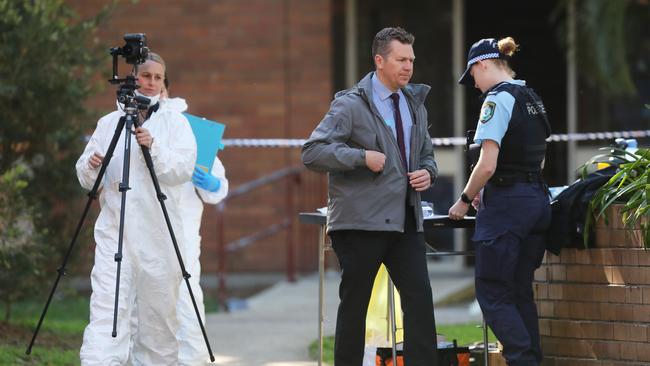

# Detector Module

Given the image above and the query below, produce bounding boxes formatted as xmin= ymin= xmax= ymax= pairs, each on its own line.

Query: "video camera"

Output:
xmin=110 ymin=33 xmax=149 ymax=65
xmin=108 ymin=33 xmax=151 ymax=109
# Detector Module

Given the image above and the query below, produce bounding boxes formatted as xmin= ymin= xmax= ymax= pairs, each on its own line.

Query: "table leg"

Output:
xmin=388 ymin=277 xmax=397 ymax=363
xmin=318 ymin=225 xmax=325 ymax=366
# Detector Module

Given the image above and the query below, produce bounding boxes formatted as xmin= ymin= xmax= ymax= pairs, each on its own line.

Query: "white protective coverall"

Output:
xmin=177 ymin=159 xmax=228 ymax=365
xmin=168 ymin=97 xmax=229 ymax=365
xmin=76 ymin=98 xmax=196 ymax=366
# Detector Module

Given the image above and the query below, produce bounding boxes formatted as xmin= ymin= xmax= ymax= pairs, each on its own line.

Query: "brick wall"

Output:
xmin=534 ymin=205 xmax=650 ymax=365
xmin=67 ymin=0 xmax=331 ymax=274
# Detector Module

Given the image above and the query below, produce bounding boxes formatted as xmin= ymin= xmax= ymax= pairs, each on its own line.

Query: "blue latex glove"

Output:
xmin=192 ymin=166 xmax=221 ymax=192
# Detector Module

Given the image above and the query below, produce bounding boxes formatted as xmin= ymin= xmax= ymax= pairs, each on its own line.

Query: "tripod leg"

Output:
xmin=111 ymin=114 xmax=135 ymax=338
xmin=26 ymin=198 xmax=91 ymax=355
xmin=26 ymin=117 xmax=126 ymax=354
xmin=138 ymin=143 xmax=216 ymax=362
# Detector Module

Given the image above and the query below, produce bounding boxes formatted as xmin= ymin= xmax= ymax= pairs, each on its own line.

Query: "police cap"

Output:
xmin=458 ymin=38 xmax=504 ymax=86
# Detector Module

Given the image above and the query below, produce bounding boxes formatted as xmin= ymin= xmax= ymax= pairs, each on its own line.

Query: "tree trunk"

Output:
xmin=4 ymin=301 xmax=10 ymax=322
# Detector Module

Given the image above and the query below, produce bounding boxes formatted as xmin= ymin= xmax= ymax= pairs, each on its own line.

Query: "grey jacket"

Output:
xmin=302 ymin=72 xmax=438 ymax=233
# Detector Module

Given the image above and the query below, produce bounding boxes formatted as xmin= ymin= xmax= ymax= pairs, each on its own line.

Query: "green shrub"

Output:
xmin=0 ymin=166 xmax=47 ymax=321
xmin=584 ymin=147 xmax=650 ymax=248
xmin=0 ymin=0 xmax=113 ymax=269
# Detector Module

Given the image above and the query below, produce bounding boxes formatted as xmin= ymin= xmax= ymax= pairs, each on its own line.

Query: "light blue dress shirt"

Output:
xmin=371 ymin=72 xmax=413 ymax=169
xmin=474 ymin=79 xmax=526 ymax=147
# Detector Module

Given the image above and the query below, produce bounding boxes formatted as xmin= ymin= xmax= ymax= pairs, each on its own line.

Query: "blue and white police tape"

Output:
xmin=221 ymin=129 xmax=650 ymax=148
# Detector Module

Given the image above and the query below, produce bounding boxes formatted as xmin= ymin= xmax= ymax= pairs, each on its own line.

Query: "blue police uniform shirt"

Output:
xmin=371 ymin=72 xmax=412 ymax=169
xmin=474 ymin=79 xmax=526 ymax=147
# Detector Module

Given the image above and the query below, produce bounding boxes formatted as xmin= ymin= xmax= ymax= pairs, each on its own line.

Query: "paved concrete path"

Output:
xmin=205 ymin=262 xmax=480 ymax=365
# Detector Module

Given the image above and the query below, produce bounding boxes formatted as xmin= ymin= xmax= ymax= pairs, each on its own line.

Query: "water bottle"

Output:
xmin=421 ymin=201 xmax=434 ymax=218
xmin=612 ymin=138 xmax=639 ymax=162
xmin=625 ymin=139 xmax=638 ymax=157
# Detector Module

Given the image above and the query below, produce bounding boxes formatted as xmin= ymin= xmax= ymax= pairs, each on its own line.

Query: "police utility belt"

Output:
xmin=489 ymin=171 xmax=544 ymax=187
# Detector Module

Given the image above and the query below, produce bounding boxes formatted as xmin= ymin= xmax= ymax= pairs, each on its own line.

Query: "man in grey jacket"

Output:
xmin=302 ymin=27 xmax=438 ymax=366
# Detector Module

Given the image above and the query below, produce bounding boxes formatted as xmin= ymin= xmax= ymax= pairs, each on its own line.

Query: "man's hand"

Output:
xmin=365 ymin=150 xmax=385 ymax=173
xmin=135 ymin=127 xmax=154 ymax=148
xmin=88 ymin=152 xmax=104 ymax=169
xmin=408 ymin=169 xmax=431 ymax=191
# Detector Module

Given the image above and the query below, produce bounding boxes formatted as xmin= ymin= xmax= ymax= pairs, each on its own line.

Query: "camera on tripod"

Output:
xmin=109 ymin=33 xmax=151 ymax=109
xmin=27 ymin=33 xmax=216 ymax=360
xmin=111 ymin=33 xmax=149 ymax=65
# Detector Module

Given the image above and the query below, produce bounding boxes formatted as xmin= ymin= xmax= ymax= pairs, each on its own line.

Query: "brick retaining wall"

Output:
xmin=534 ymin=206 xmax=650 ymax=365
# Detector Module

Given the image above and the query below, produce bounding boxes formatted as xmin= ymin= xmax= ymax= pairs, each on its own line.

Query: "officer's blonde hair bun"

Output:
xmin=497 ymin=37 xmax=519 ymax=57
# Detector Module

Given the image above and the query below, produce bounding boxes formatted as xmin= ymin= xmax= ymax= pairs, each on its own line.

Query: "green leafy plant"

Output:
xmin=0 ymin=0 xmax=113 ymax=282
xmin=0 ymin=165 xmax=48 ymax=321
xmin=553 ymin=0 xmax=648 ymax=97
xmin=583 ymin=147 xmax=650 ymax=248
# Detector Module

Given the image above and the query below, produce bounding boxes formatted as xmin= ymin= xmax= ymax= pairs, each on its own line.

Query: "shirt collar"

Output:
xmin=371 ymin=72 xmax=398 ymax=102
xmin=480 ymin=79 xmax=527 ymax=99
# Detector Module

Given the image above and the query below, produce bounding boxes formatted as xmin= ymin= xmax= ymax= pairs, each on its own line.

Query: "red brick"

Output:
xmin=607 ymin=285 xmax=627 ymax=303
xmin=620 ymin=342 xmax=638 ymax=361
xmin=625 ymin=286 xmax=643 ymax=304
xmin=579 ymin=321 xmax=613 ymax=340
xmin=632 ymin=304 xmax=650 ymax=322
xmin=554 ymin=301 xmax=569 ymax=318
xmin=575 ymin=249 xmax=591 ymax=264
xmin=638 ymin=250 xmax=650 ymax=266
xmin=639 ymin=342 xmax=650 ymax=362
xmin=547 ymin=252 xmax=562 ymax=264
xmin=603 ymin=229 xmax=631 ymax=248
xmin=621 ymin=249 xmax=640 ymax=266
xmin=595 ymin=228 xmax=612 ymax=248
xmin=539 ymin=318 xmax=551 ymax=336
xmin=539 ymin=300 xmax=554 ymax=318
xmin=548 ymin=284 xmax=563 ymax=300
xmin=535 ymin=266 xmax=548 ymax=281
xmin=560 ymin=249 xmax=576 ymax=264
xmin=68 ymin=0 xmax=332 ymax=273
xmin=534 ymin=283 xmax=549 ymax=300
xmin=643 ymin=287 xmax=650 ymax=305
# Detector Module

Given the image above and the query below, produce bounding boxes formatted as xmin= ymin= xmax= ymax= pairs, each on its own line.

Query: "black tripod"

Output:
xmin=26 ymin=79 xmax=216 ymax=362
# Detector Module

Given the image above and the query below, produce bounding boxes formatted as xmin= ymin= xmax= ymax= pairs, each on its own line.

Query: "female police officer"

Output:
xmin=449 ymin=37 xmax=551 ymax=366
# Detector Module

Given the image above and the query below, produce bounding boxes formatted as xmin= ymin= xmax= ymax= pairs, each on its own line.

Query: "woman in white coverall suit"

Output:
xmin=164 ymin=93 xmax=229 ymax=365
xmin=76 ymin=52 xmax=196 ymax=365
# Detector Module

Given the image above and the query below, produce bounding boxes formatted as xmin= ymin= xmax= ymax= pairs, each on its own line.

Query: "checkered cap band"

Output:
xmin=467 ymin=52 xmax=500 ymax=67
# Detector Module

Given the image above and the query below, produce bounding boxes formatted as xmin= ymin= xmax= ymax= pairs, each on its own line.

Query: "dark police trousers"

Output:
xmin=329 ymin=208 xmax=437 ymax=366
xmin=473 ymin=182 xmax=551 ymax=366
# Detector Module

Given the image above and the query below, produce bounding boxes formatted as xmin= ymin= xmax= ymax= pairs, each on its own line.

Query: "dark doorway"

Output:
xmin=332 ymin=0 xmax=455 ymax=138
xmin=464 ymin=0 xmax=567 ymax=185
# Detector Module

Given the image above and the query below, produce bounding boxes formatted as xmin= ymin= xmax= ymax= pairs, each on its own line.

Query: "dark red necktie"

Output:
xmin=389 ymin=93 xmax=407 ymax=169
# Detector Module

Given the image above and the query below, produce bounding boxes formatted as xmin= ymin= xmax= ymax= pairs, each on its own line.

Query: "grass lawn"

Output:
xmin=0 ymin=295 xmax=88 ymax=366
xmin=0 ymin=345 xmax=80 ymax=366
xmin=309 ymin=323 xmax=497 ymax=364
xmin=0 ymin=292 xmax=222 ymax=366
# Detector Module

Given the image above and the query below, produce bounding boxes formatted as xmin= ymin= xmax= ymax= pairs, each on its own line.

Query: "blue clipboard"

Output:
xmin=183 ymin=113 xmax=226 ymax=174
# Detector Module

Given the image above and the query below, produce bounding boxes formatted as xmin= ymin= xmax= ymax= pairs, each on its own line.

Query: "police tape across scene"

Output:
xmin=221 ymin=129 xmax=650 ymax=148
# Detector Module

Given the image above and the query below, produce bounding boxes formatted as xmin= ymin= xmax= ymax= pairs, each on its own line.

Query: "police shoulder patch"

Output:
xmin=479 ymin=101 xmax=496 ymax=123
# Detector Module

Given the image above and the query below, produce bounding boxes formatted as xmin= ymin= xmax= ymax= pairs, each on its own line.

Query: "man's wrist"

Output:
xmin=357 ymin=149 xmax=367 ymax=167
xmin=460 ymin=192 xmax=472 ymax=204
xmin=426 ymin=166 xmax=437 ymax=182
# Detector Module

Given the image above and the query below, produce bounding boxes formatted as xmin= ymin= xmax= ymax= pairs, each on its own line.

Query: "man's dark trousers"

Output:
xmin=329 ymin=208 xmax=438 ymax=366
